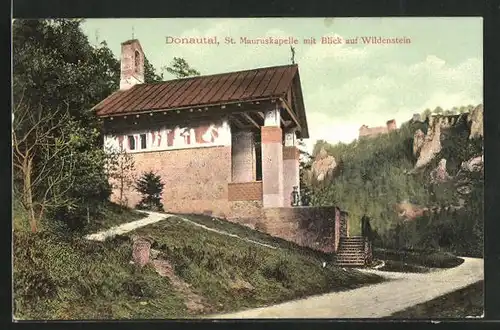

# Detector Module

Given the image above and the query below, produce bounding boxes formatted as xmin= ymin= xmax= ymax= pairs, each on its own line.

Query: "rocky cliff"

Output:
xmin=467 ymin=104 xmax=483 ymax=139
xmin=306 ymin=104 xmax=483 ymax=225
xmin=412 ymin=105 xmax=482 ymax=169
xmin=305 ymin=104 xmax=483 ymax=255
xmin=307 ymin=147 xmax=337 ymax=182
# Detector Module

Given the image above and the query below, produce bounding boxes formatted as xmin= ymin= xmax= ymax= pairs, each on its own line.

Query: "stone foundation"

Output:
xmin=256 ymin=206 xmax=342 ymax=253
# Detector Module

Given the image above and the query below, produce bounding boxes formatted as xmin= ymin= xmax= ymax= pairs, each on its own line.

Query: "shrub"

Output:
xmin=135 ymin=171 xmax=165 ymax=211
xmin=261 ymin=258 xmax=293 ymax=287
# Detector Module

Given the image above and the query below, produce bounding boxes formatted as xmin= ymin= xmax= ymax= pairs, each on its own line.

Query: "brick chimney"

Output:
xmin=120 ymin=39 xmax=145 ymax=90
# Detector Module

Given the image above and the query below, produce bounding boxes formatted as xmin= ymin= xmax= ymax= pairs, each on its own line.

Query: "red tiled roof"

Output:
xmin=94 ymin=64 xmax=299 ymax=117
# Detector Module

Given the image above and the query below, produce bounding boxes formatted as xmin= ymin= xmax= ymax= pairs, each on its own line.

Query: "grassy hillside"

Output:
xmin=308 ymin=112 xmax=483 ymax=257
xmin=13 ymin=211 xmax=383 ymax=320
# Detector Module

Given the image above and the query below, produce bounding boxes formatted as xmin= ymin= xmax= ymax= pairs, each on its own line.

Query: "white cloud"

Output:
xmin=300 ymin=55 xmax=482 ymax=151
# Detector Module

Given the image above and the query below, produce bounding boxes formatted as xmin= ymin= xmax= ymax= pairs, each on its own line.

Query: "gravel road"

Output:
xmin=210 ymin=257 xmax=483 ymax=319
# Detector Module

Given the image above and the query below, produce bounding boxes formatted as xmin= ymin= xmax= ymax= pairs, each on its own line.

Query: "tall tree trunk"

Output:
xmin=119 ymin=175 xmax=124 ymax=206
xmin=23 ymin=157 xmax=38 ymax=233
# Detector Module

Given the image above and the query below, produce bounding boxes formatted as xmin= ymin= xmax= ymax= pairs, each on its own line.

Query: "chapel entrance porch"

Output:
xmin=227 ymin=102 xmax=301 ymax=209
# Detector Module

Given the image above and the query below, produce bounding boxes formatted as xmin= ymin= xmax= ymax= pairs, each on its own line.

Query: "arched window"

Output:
xmin=134 ymin=50 xmax=140 ymax=73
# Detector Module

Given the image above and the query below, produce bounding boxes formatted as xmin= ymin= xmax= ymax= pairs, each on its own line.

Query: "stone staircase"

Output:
xmin=334 ymin=236 xmax=366 ymax=267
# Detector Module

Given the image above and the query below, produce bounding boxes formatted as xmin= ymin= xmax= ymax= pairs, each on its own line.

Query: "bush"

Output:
xmin=374 ymin=248 xmax=464 ymax=269
xmin=135 ymin=171 xmax=165 ymax=211
xmin=261 ymin=258 xmax=293 ymax=288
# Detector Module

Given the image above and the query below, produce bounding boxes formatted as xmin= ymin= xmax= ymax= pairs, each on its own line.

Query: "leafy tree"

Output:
xmin=422 ymin=108 xmax=432 ymax=120
xmin=13 ymin=19 xmax=118 ymax=126
xmin=105 ymin=147 xmax=136 ymax=207
xmin=135 ymin=171 xmax=165 ymax=211
xmin=163 ymin=57 xmax=200 ymax=78
xmin=144 ymin=56 xmax=164 ymax=83
xmin=12 ymin=101 xmax=75 ymax=232
xmin=12 ymin=19 xmax=113 ymax=230
xmin=12 ymin=19 xmax=164 ymax=231
xmin=297 ymin=139 xmax=313 ymax=206
xmin=433 ymin=106 xmax=443 ymax=115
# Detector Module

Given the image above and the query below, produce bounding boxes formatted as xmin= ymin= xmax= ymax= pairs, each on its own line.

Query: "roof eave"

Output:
xmin=94 ymin=95 xmax=285 ymax=118
xmin=292 ymin=70 xmax=309 ymax=139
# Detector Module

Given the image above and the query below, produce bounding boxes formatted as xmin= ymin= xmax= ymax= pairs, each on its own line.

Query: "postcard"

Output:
xmin=12 ymin=17 xmax=483 ymax=320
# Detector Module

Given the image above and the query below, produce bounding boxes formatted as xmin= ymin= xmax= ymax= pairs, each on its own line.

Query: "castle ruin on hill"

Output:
xmin=359 ymin=119 xmax=397 ymax=138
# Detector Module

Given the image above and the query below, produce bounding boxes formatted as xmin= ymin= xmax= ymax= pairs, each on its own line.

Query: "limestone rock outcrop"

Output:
xmin=430 ymin=158 xmax=451 ymax=183
xmin=467 ymin=104 xmax=483 ymax=139
xmin=455 ymin=154 xmax=484 ymax=196
xmin=310 ymin=147 xmax=337 ymax=181
xmin=393 ymin=201 xmax=428 ymax=221
xmin=461 ymin=155 xmax=484 ymax=172
xmin=415 ymin=122 xmax=442 ymax=169
xmin=412 ymin=129 xmax=425 ymax=157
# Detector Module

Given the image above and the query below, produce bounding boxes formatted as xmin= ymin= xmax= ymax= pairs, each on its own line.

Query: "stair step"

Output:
xmin=338 ymin=250 xmax=365 ymax=253
xmin=337 ymin=251 xmax=364 ymax=254
xmin=336 ymin=256 xmax=365 ymax=259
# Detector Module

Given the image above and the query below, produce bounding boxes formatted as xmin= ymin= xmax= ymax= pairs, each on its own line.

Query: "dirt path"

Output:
xmin=173 ymin=215 xmax=278 ymax=250
xmin=84 ymin=211 xmax=173 ymax=241
xmin=85 ymin=211 xmax=276 ymax=249
xmin=210 ymin=257 xmax=483 ymax=319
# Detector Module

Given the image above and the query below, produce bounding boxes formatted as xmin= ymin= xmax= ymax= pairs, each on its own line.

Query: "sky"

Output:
xmin=81 ymin=18 xmax=483 ymax=152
